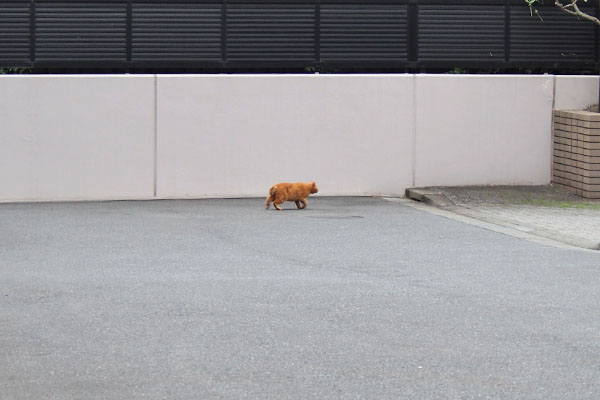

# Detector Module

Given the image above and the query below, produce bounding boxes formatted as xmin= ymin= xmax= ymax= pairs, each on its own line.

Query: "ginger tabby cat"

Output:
xmin=265 ymin=182 xmax=318 ymax=211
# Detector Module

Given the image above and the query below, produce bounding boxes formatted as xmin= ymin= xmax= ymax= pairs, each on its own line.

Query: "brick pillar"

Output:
xmin=553 ymin=110 xmax=600 ymax=199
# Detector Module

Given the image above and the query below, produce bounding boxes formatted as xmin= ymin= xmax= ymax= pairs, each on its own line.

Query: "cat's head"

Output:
xmin=310 ymin=182 xmax=319 ymax=194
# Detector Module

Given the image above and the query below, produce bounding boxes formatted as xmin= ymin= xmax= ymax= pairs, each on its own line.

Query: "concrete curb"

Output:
xmin=404 ymin=188 xmax=454 ymax=208
xmin=404 ymin=188 xmax=600 ymax=251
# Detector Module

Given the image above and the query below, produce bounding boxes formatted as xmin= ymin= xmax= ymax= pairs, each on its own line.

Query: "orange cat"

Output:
xmin=265 ymin=182 xmax=318 ymax=211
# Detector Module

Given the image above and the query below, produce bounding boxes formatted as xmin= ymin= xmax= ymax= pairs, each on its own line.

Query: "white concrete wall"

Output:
xmin=156 ymin=75 xmax=414 ymax=198
xmin=414 ymin=75 xmax=554 ymax=187
xmin=0 ymin=74 xmax=595 ymax=202
xmin=0 ymin=75 xmax=155 ymax=202
xmin=554 ymin=75 xmax=599 ymax=111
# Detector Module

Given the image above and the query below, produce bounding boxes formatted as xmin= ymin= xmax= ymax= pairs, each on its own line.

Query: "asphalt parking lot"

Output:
xmin=1 ymin=197 xmax=599 ymax=399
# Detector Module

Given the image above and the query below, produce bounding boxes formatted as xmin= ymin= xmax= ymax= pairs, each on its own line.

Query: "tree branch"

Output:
xmin=555 ymin=0 xmax=600 ymax=26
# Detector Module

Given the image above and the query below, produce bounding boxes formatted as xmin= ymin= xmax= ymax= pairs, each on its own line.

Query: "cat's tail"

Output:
xmin=269 ymin=185 xmax=278 ymax=197
xmin=266 ymin=185 xmax=277 ymax=209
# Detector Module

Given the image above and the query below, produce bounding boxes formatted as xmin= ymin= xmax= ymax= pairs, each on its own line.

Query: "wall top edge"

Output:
xmin=554 ymin=75 xmax=600 ymax=80
xmin=1 ymin=73 xmax=596 ymax=79
xmin=154 ymin=73 xmax=414 ymax=78
xmin=0 ymin=74 xmax=157 ymax=79
xmin=155 ymin=73 xmax=560 ymax=78
xmin=554 ymin=110 xmax=600 ymax=120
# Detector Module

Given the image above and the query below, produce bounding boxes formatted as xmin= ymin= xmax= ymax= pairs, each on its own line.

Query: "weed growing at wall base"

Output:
xmin=520 ymin=198 xmax=600 ymax=209
xmin=0 ymin=67 xmax=31 ymax=74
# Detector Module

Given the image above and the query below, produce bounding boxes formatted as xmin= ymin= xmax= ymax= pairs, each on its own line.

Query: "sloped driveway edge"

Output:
xmin=404 ymin=188 xmax=600 ymax=251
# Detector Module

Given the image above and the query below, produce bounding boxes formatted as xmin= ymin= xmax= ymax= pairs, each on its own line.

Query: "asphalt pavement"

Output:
xmin=1 ymin=197 xmax=600 ymax=399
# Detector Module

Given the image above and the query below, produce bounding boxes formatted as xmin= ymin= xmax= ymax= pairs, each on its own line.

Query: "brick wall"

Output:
xmin=553 ymin=110 xmax=600 ymax=199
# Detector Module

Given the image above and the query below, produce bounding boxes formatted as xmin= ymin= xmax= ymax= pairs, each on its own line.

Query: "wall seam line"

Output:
xmin=412 ymin=74 xmax=417 ymax=188
xmin=552 ymin=74 xmax=556 ymax=110
xmin=551 ymin=75 xmax=556 ymax=184
xmin=153 ymin=75 xmax=158 ymax=198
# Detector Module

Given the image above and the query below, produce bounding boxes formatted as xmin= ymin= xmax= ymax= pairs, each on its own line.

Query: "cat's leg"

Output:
xmin=272 ymin=192 xmax=286 ymax=210
xmin=299 ymin=199 xmax=307 ymax=209
xmin=295 ymin=200 xmax=302 ymax=209
xmin=266 ymin=195 xmax=274 ymax=209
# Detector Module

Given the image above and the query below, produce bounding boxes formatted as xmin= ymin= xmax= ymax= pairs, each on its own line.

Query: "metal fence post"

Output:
xmin=407 ymin=0 xmax=418 ymax=66
xmin=29 ymin=0 xmax=35 ymax=66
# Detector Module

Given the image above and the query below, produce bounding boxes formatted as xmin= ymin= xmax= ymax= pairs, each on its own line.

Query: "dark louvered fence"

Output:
xmin=0 ymin=0 xmax=598 ymax=72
